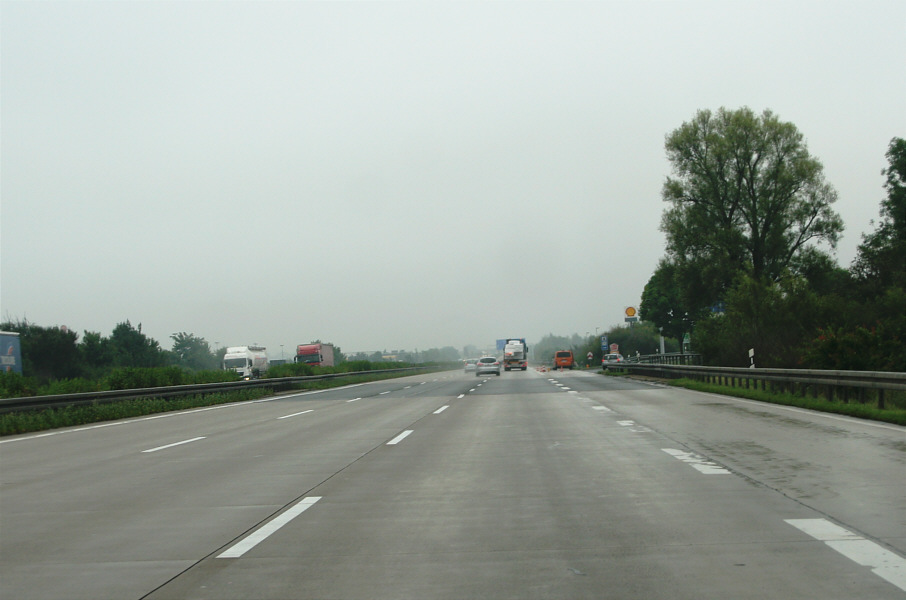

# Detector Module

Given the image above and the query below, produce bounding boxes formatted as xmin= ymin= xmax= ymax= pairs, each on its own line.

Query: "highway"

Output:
xmin=1 ymin=368 xmax=904 ymax=599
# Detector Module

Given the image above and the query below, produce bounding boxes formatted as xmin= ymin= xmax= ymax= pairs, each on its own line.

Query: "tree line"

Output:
xmin=640 ymin=108 xmax=904 ymax=370
xmin=0 ymin=317 xmax=470 ymax=396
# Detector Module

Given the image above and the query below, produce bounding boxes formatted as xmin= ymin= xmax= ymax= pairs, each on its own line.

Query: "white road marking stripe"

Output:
xmin=662 ymin=448 xmax=731 ymax=474
xmin=379 ymin=391 xmax=391 ymax=395
xmin=593 ymin=406 xmax=612 ymax=412
xmin=786 ymin=519 xmax=906 ymax=591
xmin=142 ymin=437 xmax=206 ymax=453
xmin=618 ymin=420 xmax=635 ymax=426
xmin=434 ymin=405 xmax=449 ymax=414
xmin=277 ymin=409 xmax=313 ymax=419
xmin=387 ymin=430 xmax=413 ymax=445
xmin=217 ymin=497 xmax=322 ymax=559
xmin=457 ymin=394 xmax=465 ymax=399
xmin=346 ymin=397 xmax=362 ymax=402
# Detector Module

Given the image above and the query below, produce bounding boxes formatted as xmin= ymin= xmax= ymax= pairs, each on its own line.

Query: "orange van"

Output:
xmin=553 ymin=350 xmax=575 ymax=370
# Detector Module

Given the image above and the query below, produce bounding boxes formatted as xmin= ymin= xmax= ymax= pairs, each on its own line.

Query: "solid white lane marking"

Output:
xmin=786 ymin=519 xmax=906 ymax=591
xmin=434 ymin=405 xmax=449 ymax=414
xmin=217 ymin=497 xmax=322 ymax=559
xmin=277 ymin=409 xmax=314 ymax=420
xmin=142 ymin=437 xmax=206 ymax=453
xmin=387 ymin=430 xmax=413 ymax=445
xmin=662 ymin=448 xmax=730 ymax=474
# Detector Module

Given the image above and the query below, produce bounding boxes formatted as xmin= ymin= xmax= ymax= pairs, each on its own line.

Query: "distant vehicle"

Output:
xmin=476 ymin=356 xmax=501 ymax=377
xmin=602 ymin=353 xmax=624 ymax=367
xmin=502 ymin=338 xmax=528 ymax=371
xmin=223 ymin=345 xmax=269 ymax=379
xmin=295 ymin=343 xmax=335 ymax=367
xmin=464 ymin=358 xmax=479 ymax=372
xmin=0 ymin=331 xmax=22 ymax=374
xmin=553 ymin=350 xmax=575 ymax=370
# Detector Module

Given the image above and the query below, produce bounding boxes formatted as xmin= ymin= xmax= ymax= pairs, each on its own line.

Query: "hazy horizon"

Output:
xmin=2 ymin=1 xmax=903 ymax=357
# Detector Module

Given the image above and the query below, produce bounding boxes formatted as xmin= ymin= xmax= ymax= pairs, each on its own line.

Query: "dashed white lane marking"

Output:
xmin=142 ymin=437 xmax=206 ymax=453
xmin=592 ymin=406 xmax=612 ymax=412
xmin=346 ymin=397 xmax=362 ymax=402
xmin=277 ymin=409 xmax=313 ymax=419
xmin=434 ymin=405 xmax=449 ymax=414
xmin=387 ymin=430 xmax=413 ymax=445
xmin=457 ymin=394 xmax=465 ymax=399
xmin=217 ymin=497 xmax=322 ymax=559
xmin=786 ymin=519 xmax=906 ymax=592
xmin=662 ymin=448 xmax=730 ymax=474
xmin=379 ymin=391 xmax=391 ymax=395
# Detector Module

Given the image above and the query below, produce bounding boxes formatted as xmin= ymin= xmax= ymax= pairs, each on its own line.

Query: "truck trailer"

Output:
xmin=0 ymin=331 xmax=23 ymax=374
xmin=294 ymin=343 xmax=335 ymax=367
xmin=502 ymin=338 xmax=528 ymax=371
xmin=222 ymin=345 xmax=269 ymax=379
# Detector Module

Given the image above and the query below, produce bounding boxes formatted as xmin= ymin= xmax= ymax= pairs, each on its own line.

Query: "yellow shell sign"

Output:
xmin=625 ymin=306 xmax=638 ymax=318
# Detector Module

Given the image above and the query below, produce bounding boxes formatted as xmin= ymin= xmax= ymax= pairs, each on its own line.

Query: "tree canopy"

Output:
xmin=660 ymin=107 xmax=843 ymax=312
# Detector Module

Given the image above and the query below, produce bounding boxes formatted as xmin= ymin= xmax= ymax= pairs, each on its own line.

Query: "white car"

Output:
xmin=475 ymin=356 xmax=501 ymax=376
xmin=464 ymin=358 xmax=479 ymax=372
xmin=602 ymin=353 xmax=624 ymax=366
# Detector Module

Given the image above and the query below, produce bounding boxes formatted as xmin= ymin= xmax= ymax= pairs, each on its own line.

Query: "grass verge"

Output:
xmin=668 ymin=377 xmax=906 ymax=426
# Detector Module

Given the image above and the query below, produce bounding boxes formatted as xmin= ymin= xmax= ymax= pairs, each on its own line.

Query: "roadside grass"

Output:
xmin=0 ymin=370 xmax=442 ymax=436
xmin=610 ymin=370 xmax=906 ymax=426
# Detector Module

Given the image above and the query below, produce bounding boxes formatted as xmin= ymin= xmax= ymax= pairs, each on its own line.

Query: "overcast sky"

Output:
xmin=2 ymin=1 xmax=904 ymax=358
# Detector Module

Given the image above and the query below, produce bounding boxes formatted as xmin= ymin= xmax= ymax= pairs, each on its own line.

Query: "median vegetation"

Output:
xmin=0 ymin=362 xmax=453 ymax=436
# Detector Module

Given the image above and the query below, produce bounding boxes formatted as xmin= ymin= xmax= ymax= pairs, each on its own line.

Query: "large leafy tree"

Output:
xmin=109 ymin=321 xmax=167 ymax=368
xmin=804 ymin=137 xmax=906 ymax=371
xmin=852 ymin=137 xmax=906 ymax=292
xmin=639 ymin=259 xmax=690 ymax=341
xmin=170 ymin=332 xmax=218 ymax=371
xmin=661 ymin=107 xmax=844 ymax=311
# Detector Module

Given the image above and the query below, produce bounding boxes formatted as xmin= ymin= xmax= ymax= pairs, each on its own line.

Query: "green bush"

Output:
xmin=105 ymin=366 xmax=188 ymax=390
xmin=266 ymin=363 xmax=314 ymax=378
xmin=0 ymin=372 xmax=40 ymax=398
xmin=39 ymin=378 xmax=101 ymax=395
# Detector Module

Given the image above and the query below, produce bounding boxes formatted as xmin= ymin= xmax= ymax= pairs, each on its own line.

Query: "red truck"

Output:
xmin=294 ymin=343 xmax=336 ymax=367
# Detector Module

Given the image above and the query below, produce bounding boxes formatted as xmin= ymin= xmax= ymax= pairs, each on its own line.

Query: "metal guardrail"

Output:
xmin=604 ymin=363 xmax=906 ymax=409
xmin=0 ymin=367 xmax=430 ymax=414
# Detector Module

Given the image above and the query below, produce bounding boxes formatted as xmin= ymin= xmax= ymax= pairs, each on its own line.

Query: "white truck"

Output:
xmin=503 ymin=338 xmax=528 ymax=371
xmin=222 ymin=345 xmax=269 ymax=379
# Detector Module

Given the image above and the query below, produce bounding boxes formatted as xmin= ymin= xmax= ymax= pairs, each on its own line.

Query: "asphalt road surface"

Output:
xmin=1 ymin=368 xmax=904 ymax=599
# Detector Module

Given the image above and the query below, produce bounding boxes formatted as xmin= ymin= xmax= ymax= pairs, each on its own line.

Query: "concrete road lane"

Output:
xmin=2 ymin=368 xmax=904 ymax=599
xmin=147 ymin=370 xmax=905 ymax=599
